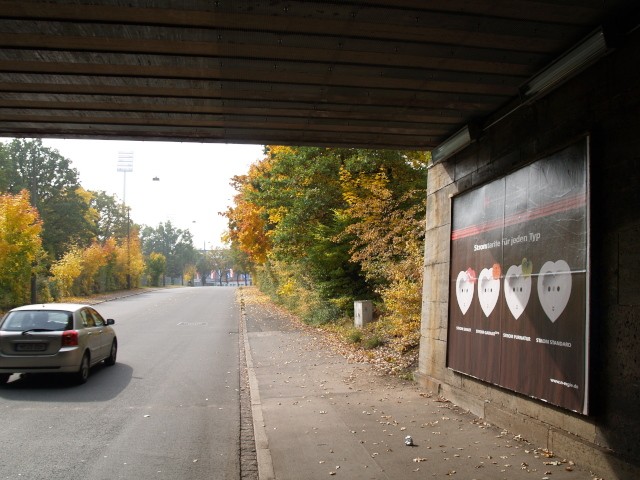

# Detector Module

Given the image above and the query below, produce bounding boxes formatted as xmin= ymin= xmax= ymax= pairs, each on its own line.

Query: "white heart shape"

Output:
xmin=504 ymin=265 xmax=531 ymax=320
xmin=537 ymin=260 xmax=572 ymax=323
xmin=455 ymin=271 xmax=474 ymax=315
xmin=478 ymin=268 xmax=500 ymax=317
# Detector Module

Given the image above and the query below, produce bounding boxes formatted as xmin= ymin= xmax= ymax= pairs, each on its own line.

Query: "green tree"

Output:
xmin=225 ymin=239 xmax=253 ymax=284
xmin=252 ymin=147 xmax=366 ymax=297
xmin=226 ymin=145 xmax=429 ymax=329
xmin=196 ymin=250 xmax=215 ymax=286
xmin=227 ymin=146 xmax=368 ymax=321
xmin=209 ymin=247 xmax=233 ymax=285
xmin=0 ymin=138 xmax=95 ymax=258
xmin=89 ymin=190 xmax=130 ymax=242
xmin=141 ymin=221 xmax=196 ymax=284
xmin=171 ymin=234 xmax=198 ymax=283
xmin=0 ymin=144 xmax=10 ymax=192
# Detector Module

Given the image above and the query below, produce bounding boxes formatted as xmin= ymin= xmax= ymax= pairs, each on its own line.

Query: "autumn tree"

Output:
xmin=0 ymin=191 xmax=44 ymax=308
xmin=223 ymin=166 xmax=271 ymax=264
xmin=76 ymin=241 xmax=108 ymax=295
xmin=147 ymin=252 xmax=166 ymax=287
xmin=0 ymin=138 xmax=95 ymax=258
xmin=113 ymin=228 xmax=145 ymax=289
xmin=226 ymin=146 xmax=369 ymax=322
xmin=0 ymin=139 xmax=148 ymax=297
xmin=337 ymin=150 xmax=429 ymax=347
xmin=50 ymin=246 xmax=83 ymax=298
xmin=225 ymin=146 xmax=429 ymax=335
xmin=184 ymin=263 xmax=197 ymax=286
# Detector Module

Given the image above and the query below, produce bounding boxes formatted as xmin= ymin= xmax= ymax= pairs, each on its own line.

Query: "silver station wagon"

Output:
xmin=0 ymin=304 xmax=117 ymax=385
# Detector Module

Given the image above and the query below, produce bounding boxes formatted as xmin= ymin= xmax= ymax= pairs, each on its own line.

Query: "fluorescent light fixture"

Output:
xmin=431 ymin=125 xmax=473 ymax=165
xmin=522 ymin=28 xmax=608 ymax=98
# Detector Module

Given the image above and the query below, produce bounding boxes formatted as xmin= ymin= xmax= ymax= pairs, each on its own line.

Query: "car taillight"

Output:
xmin=61 ymin=330 xmax=79 ymax=347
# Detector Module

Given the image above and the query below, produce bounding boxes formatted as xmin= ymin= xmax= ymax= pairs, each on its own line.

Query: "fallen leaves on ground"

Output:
xmin=240 ymin=286 xmax=418 ymax=377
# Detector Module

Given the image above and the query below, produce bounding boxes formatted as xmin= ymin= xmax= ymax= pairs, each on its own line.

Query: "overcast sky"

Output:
xmin=22 ymin=138 xmax=263 ymax=249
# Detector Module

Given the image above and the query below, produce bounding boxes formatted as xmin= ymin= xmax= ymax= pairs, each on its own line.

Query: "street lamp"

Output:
xmin=117 ymin=151 xmax=133 ymax=289
xmin=150 ymin=175 xmax=166 ymax=285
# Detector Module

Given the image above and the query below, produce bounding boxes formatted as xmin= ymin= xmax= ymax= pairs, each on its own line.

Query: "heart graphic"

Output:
xmin=504 ymin=265 xmax=531 ymax=319
xmin=478 ymin=268 xmax=500 ymax=317
xmin=537 ymin=260 xmax=572 ymax=323
xmin=455 ymin=270 xmax=475 ymax=315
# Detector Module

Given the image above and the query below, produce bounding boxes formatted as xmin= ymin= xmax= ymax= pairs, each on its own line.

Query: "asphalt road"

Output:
xmin=0 ymin=287 xmax=242 ymax=480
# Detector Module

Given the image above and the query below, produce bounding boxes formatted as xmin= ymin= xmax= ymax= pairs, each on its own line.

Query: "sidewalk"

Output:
xmin=240 ymin=289 xmax=600 ymax=480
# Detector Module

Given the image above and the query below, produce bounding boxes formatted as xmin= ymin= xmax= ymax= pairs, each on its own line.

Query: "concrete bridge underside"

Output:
xmin=0 ymin=0 xmax=635 ymax=149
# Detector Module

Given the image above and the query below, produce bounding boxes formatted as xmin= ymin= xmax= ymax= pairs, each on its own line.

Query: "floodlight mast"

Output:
xmin=117 ymin=151 xmax=134 ymax=289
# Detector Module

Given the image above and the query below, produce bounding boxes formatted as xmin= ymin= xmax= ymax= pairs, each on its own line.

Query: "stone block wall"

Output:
xmin=416 ymin=26 xmax=640 ymax=479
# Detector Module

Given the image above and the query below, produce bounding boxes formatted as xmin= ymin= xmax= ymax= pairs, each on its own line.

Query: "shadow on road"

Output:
xmin=0 ymin=362 xmax=133 ymax=402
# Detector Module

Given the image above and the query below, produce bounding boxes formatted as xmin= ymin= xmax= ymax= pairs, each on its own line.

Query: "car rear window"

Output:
xmin=0 ymin=311 xmax=73 ymax=332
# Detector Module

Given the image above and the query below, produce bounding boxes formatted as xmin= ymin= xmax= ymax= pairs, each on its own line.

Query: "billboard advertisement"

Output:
xmin=446 ymin=139 xmax=589 ymax=413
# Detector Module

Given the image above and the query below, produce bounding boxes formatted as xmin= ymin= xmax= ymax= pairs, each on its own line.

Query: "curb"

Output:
xmin=241 ymin=299 xmax=275 ymax=480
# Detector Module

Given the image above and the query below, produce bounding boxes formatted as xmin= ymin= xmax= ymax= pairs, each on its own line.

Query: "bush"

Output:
xmin=255 ymin=260 xmax=343 ymax=325
xmin=345 ymin=328 xmax=363 ymax=344
xmin=304 ymin=300 xmax=341 ymax=325
xmin=363 ymin=334 xmax=383 ymax=349
xmin=36 ymin=277 xmax=53 ymax=303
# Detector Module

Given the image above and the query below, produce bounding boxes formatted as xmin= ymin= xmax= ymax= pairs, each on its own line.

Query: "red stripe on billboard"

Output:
xmin=451 ymin=193 xmax=586 ymax=240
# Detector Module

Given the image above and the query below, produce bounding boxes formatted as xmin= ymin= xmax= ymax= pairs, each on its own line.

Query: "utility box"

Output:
xmin=354 ymin=300 xmax=373 ymax=328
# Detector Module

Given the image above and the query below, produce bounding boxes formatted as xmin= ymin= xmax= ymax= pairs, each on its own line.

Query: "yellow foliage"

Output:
xmin=268 ymin=145 xmax=296 ymax=158
xmin=267 ymin=205 xmax=288 ymax=225
xmin=183 ymin=264 xmax=197 ymax=284
xmin=76 ymin=187 xmax=100 ymax=227
xmin=126 ymin=230 xmax=145 ymax=287
xmin=113 ymin=231 xmax=144 ymax=288
xmin=51 ymin=246 xmax=83 ymax=298
xmin=338 ymin=163 xmax=426 ymax=348
xmin=78 ymin=241 xmax=108 ymax=294
xmin=223 ymin=158 xmax=273 ymax=264
xmin=338 ymin=164 xmax=425 ymax=285
xmin=277 ymin=278 xmax=296 ymax=297
xmin=0 ymin=190 xmax=44 ymax=305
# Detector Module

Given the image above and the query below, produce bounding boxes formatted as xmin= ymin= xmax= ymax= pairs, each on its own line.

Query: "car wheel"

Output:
xmin=0 ymin=373 xmax=10 ymax=385
xmin=105 ymin=340 xmax=117 ymax=366
xmin=75 ymin=352 xmax=90 ymax=384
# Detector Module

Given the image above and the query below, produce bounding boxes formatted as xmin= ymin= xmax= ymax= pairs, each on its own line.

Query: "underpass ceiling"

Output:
xmin=0 ymin=0 xmax=636 ymax=149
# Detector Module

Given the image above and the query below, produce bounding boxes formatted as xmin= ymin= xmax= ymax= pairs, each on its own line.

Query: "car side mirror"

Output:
xmin=106 ymin=319 xmax=115 ymax=325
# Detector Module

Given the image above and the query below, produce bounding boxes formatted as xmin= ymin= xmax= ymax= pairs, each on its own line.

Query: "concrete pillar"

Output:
xmin=354 ymin=300 xmax=372 ymax=328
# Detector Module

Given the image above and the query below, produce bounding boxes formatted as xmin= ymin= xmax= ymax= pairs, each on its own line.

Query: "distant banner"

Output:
xmin=446 ymin=139 xmax=589 ymax=414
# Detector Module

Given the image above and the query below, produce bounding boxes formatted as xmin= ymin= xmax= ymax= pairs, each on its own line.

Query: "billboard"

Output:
xmin=446 ymin=139 xmax=589 ymax=414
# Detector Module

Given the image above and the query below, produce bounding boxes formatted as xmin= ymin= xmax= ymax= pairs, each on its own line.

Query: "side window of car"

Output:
xmin=89 ymin=309 xmax=104 ymax=327
xmin=78 ymin=310 xmax=87 ymax=328
xmin=80 ymin=309 xmax=95 ymax=328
